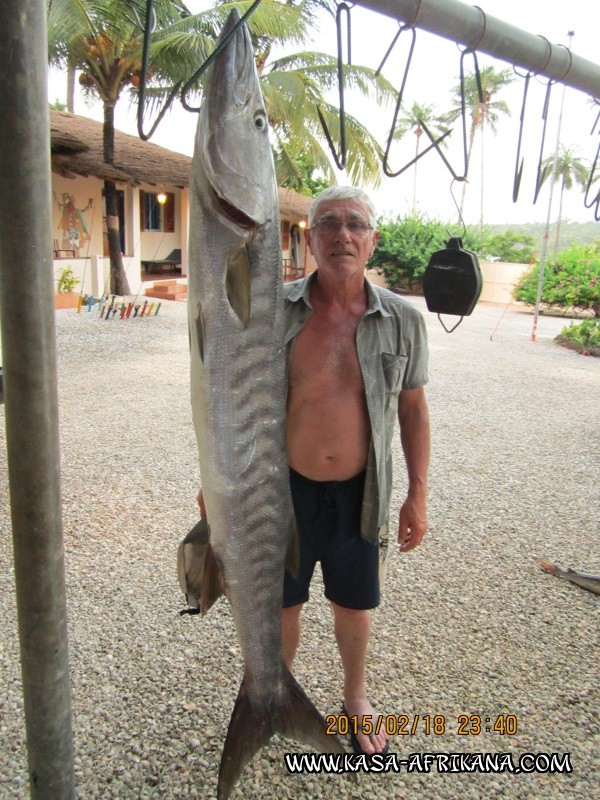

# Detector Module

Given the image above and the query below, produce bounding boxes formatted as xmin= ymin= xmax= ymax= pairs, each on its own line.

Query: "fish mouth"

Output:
xmin=212 ymin=187 xmax=255 ymax=230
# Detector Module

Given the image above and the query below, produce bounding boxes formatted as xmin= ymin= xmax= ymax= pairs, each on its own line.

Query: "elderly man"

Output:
xmin=282 ymin=186 xmax=430 ymax=756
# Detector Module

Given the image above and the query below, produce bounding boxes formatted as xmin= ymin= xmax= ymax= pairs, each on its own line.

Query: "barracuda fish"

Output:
xmin=186 ymin=9 xmax=344 ymax=798
xmin=539 ymin=560 xmax=600 ymax=596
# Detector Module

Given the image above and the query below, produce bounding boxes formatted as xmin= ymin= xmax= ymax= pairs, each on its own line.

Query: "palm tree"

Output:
xmin=393 ymin=101 xmax=446 ymax=211
xmin=48 ymin=0 xmax=202 ymax=293
xmin=444 ymin=65 xmax=513 ymax=225
xmin=261 ymin=51 xmax=395 ymax=189
xmin=48 ymin=1 xmax=396 ymax=290
xmin=539 ymin=146 xmax=590 ymax=251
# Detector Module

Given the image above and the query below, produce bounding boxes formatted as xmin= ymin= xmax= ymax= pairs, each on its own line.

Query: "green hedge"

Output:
xmin=371 ymin=215 xmax=535 ymax=294
xmin=512 ymin=243 xmax=600 ymax=317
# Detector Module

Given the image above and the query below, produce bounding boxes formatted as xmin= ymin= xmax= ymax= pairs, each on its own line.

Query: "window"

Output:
xmin=139 ymin=191 xmax=175 ymax=232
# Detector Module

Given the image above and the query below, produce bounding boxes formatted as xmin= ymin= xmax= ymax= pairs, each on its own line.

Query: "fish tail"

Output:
xmin=217 ymin=664 xmax=345 ymax=799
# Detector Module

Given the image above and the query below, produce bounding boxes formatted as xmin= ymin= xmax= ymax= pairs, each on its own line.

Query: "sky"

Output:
xmin=49 ymin=0 xmax=600 ymax=227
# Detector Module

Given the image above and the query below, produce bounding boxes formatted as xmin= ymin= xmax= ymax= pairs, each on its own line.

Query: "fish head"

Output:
xmin=197 ymin=9 xmax=275 ymax=233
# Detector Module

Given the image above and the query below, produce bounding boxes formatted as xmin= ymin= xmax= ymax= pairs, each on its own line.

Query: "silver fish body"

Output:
xmin=539 ymin=560 xmax=600 ymax=596
xmin=187 ymin=10 xmax=343 ymax=798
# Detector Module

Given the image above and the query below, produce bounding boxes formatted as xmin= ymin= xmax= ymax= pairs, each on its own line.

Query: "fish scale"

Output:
xmin=184 ymin=10 xmax=345 ymax=799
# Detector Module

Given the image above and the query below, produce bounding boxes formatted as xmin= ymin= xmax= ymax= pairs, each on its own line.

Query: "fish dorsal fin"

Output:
xmin=226 ymin=247 xmax=251 ymax=327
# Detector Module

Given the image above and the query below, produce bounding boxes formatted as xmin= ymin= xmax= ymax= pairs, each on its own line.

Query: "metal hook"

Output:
xmin=584 ymin=124 xmax=600 ymax=220
xmin=419 ymin=120 xmax=461 ymax=181
xmin=457 ymin=47 xmax=484 ymax=182
xmin=317 ymin=2 xmax=352 ymax=170
xmin=447 ymin=178 xmax=467 ymax=239
xmin=137 ymin=0 xmax=182 ymax=141
xmin=591 ymin=103 xmax=600 ymax=136
xmin=533 ymin=79 xmax=554 ymax=204
xmin=384 ymin=125 xmax=453 ymax=179
xmin=375 ymin=22 xmax=451 ymax=178
xmin=512 ymin=72 xmax=532 ymax=202
xmin=375 ymin=0 xmax=422 ymax=76
xmin=380 ymin=25 xmax=418 ymax=177
xmin=375 ymin=22 xmax=403 ymax=77
xmin=179 ymin=0 xmax=264 ymax=113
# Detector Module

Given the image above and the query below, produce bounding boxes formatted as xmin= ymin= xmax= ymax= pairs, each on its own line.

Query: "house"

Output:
xmin=50 ymin=110 xmax=315 ymax=299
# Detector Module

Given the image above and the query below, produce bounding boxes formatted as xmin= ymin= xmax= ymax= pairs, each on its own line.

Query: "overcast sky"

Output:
xmin=50 ymin=0 xmax=600 ymax=227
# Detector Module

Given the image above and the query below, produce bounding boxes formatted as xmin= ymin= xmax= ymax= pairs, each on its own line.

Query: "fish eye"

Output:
xmin=254 ymin=112 xmax=267 ymax=131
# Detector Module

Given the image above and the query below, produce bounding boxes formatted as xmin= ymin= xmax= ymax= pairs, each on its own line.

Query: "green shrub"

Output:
xmin=371 ymin=214 xmax=449 ymax=293
xmin=559 ymin=319 xmax=600 ymax=349
xmin=478 ymin=230 xmax=536 ymax=263
xmin=56 ymin=265 xmax=80 ymax=294
xmin=513 ymin=243 xmax=600 ymax=317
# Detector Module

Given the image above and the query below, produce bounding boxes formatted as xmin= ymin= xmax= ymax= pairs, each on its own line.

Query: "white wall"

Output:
xmin=479 ymin=261 xmax=529 ymax=305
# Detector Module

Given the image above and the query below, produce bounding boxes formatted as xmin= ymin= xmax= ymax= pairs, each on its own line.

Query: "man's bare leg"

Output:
xmin=281 ymin=603 xmax=303 ymax=670
xmin=331 ymin=601 xmax=388 ymax=755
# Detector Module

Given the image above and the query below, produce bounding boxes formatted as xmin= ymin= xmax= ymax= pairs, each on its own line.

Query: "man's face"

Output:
xmin=306 ymin=199 xmax=379 ymax=278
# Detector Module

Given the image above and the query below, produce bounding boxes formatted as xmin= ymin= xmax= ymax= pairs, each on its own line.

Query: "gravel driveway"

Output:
xmin=1 ymin=296 xmax=598 ymax=800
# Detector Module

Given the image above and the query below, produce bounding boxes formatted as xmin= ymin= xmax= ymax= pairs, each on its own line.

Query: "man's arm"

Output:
xmin=397 ymin=386 xmax=430 ymax=552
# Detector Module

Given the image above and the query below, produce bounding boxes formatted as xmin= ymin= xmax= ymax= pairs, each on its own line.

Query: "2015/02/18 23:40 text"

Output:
xmin=325 ymin=714 xmax=518 ymax=737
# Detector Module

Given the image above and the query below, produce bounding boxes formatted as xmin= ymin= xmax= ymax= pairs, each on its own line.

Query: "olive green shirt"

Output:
xmin=284 ymin=272 xmax=429 ymax=583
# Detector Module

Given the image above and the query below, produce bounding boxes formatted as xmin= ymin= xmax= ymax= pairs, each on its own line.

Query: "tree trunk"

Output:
xmin=554 ymin=179 xmax=565 ymax=253
xmin=103 ymin=103 xmax=130 ymax=296
xmin=460 ymin=118 xmax=477 ymax=216
xmin=412 ymin=129 xmax=421 ymax=212
xmin=66 ymin=63 xmax=75 ymax=113
xmin=479 ymin=121 xmax=485 ymax=230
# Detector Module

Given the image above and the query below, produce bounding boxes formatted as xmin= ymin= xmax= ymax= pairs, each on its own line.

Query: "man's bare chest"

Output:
xmin=290 ymin=312 xmax=363 ymax=387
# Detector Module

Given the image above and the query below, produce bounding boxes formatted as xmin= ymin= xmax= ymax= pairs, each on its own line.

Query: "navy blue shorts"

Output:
xmin=283 ymin=468 xmax=380 ymax=610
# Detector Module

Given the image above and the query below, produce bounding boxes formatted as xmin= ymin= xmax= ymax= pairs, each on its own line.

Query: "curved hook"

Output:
xmin=137 ymin=0 xmax=182 ymax=141
xmin=512 ymin=72 xmax=532 ymax=202
xmin=457 ymin=47 xmax=484 ymax=182
xmin=378 ymin=25 xmax=452 ymax=179
xmin=591 ymin=102 xmax=600 ymax=136
xmin=584 ymin=126 xmax=600 ymax=220
xmin=533 ymin=79 xmax=554 ymax=204
xmin=179 ymin=0 xmax=264 ymax=113
xmin=375 ymin=0 xmax=422 ymax=76
xmin=447 ymin=177 xmax=467 ymax=240
xmin=420 ymin=120 xmax=460 ymax=180
xmin=317 ymin=2 xmax=352 ymax=170
xmin=380 ymin=25 xmax=416 ymax=177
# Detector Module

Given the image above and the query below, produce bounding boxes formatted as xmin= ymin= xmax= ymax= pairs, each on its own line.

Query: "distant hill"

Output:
xmin=486 ymin=220 xmax=599 ymax=253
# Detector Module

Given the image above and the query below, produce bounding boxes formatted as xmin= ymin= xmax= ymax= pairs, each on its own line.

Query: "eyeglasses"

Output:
xmin=310 ymin=217 xmax=374 ymax=237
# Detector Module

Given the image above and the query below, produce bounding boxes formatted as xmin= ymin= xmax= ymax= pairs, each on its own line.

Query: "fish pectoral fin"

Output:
xmin=217 ymin=665 xmax=345 ymax=800
xmin=177 ymin=516 xmax=225 ymax=614
xmin=226 ymin=247 xmax=251 ymax=327
xmin=285 ymin=515 xmax=300 ymax=580
xmin=200 ymin=540 xmax=226 ymax=615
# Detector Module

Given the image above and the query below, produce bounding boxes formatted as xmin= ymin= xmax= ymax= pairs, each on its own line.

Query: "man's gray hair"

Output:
xmin=308 ymin=186 xmax=377 ymax=228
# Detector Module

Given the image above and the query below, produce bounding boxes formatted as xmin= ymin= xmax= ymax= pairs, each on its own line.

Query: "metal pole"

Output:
xmin=0 ymin=2 xmax=75 ymax=798
xmin=354 ymin=0 xmax=600 ymax=99
xmin=531 ymin=31 xmax=573 ymax=342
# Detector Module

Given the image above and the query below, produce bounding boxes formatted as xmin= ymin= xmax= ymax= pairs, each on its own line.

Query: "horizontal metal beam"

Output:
xmin=354 ymin=0 xmax=600 ymax=99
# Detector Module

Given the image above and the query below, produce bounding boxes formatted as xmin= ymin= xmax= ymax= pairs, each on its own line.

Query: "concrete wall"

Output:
xmin=364 ymin=262 xmax=529 ymax=305
xmin=51 ymin=172 xmax=190 ymax=296
xmin=479 ymin=260 xmax=529 ymax=305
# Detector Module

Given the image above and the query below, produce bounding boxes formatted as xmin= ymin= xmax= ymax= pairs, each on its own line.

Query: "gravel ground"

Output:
xmin=1 ymin=296 xmax=598 ymax=800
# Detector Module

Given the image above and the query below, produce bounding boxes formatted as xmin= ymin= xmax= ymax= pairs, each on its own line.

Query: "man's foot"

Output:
xmin=342 ymin=699 xmax=389 ymax=755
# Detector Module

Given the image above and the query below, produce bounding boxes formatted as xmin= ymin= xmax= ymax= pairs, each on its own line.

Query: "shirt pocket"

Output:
xmin=381 ymin=352 xmax=408 ymax=395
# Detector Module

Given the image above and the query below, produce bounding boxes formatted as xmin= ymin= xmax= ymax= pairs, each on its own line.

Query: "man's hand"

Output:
xmin=398 ymin=493 xmax=428 ymax=552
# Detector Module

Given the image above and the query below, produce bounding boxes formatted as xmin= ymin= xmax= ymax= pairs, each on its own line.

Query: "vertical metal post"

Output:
xmin=0 ymin=2 xmax=75 ymax=798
